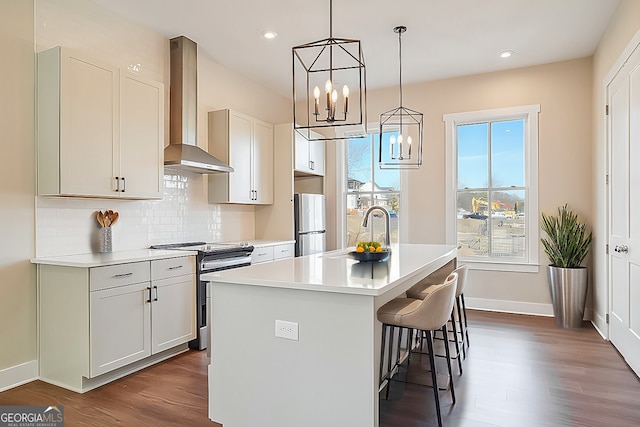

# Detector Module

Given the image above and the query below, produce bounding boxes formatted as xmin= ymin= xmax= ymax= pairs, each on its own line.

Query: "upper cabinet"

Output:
xmin=37 ymin=47 xmax=164 ymax=199
xmin=294 ymin=130 xmax=325 ymax=177
xmin=208 ymin=109 xmax=274 ymax=205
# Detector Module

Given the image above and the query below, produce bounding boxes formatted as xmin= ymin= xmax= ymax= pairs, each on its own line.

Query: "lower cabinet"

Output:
xmin=151 ymin=274 xmax=197 ymax=354
xmin=251 ymin=243 xmax=295 ymax=264
xmin=90 ymin=281 xmax=152 ymax=377
xmin=38 ymin=256 xmax=195 ymax=392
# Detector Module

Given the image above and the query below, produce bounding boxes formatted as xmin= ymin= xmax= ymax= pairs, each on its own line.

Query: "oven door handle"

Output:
xmin=200 ymin=254 xmax=252 ymax=271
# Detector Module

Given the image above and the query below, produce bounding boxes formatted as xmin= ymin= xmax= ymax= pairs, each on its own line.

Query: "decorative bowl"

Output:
xmin=348 ymin=249 xmax=391 ymax=262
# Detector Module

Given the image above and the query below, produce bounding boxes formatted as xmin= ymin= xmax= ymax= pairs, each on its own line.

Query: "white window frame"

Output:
xmin=444 ymin=105 xmax=540 ymax=272
xmin=336 ymin=123 xmax=408 ymax=248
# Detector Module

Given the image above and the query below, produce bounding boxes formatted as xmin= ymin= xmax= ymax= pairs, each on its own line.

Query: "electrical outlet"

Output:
xmin=275 ymin=320 xmax=299 ymax=341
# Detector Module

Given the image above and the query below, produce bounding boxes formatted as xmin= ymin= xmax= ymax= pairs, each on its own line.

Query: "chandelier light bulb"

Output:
xmin=342 ymin=85 xmax=349 ymax=114
xmin=313 ymin=86 xmax=320 ymax=115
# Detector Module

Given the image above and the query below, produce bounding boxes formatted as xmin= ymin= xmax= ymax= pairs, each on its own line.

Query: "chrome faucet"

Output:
xmin=362 ymin=206 xmax=391 ymax=248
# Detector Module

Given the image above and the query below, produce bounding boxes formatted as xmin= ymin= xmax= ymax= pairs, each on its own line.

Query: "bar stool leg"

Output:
xmin=461 ymin=293 xmax=470 ymax=347
xmin=425 ymin=330 xmax=443 ymax=427
xmin=449 ymin=311 xmax=462 ymax=375
xmin=386 ymin=326 xmax=395 ymax=400
xmin=442 ymin=324 xmax=456 ymax=404
xmin=455 ymin=296 xmax=467 ymax=359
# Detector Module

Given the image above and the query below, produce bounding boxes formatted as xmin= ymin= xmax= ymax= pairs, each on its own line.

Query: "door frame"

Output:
xmin=603 ymin=29 xmax=640 ymax=341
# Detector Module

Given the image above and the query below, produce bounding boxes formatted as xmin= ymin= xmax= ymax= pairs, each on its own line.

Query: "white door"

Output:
xmin=120 ymin=73 xmax=164 ymax=199
xmin=61 ymin=54 xmax=118 ymax=197
xmin=151 ymin=275 xmax=196 ymax=354
xmin=252 ymin=119 xmax=274 ymax=204
xmin=228 ymin=111 xmax=253 ymax=203
xmin=90 ymin=282 xmax=151 ymax=377
xmin=608 ymin=44 xmax=640 ymax=376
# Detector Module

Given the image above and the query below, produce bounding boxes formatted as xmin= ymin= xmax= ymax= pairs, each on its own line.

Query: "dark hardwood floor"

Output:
xmin=2 ymin=310 xmax=639 ymax=426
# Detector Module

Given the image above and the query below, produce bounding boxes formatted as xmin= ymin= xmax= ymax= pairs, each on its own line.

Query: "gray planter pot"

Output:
xmin=547 ymin=265 xmax=588 ymax=328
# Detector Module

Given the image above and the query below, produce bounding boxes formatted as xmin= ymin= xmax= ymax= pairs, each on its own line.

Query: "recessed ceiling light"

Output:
xmin=498 ymin=50 xmax=514 ymax=58
xmin=262 ymin=30 xmax=278 ymax=39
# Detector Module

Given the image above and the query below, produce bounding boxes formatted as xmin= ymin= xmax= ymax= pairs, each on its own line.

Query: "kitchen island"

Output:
xmin=201 ymin=243 xmax=457 ymax=427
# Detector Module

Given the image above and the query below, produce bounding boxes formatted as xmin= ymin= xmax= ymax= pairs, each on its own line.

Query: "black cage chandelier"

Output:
xmin=292 ymin=0 xmax=367 ymax=141
xmin=379 ymin=26 xmax=423 ymax=169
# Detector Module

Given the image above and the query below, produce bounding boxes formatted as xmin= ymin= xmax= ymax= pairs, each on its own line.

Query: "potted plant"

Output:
xmin=540 ymin=204 xmax=593 ymax=328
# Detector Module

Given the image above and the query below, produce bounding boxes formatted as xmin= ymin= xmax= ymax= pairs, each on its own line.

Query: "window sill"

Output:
xmin=461 ymin=260 xmax=540 ymax=273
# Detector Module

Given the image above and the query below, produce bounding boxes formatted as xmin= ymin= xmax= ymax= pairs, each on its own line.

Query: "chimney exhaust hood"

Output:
xmin=165 ymin=36 xmax=233 ymax=174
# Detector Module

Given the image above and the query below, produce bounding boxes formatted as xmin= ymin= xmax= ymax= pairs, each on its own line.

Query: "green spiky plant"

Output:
xmin=540 ymin=204 xmax=593 ymax=268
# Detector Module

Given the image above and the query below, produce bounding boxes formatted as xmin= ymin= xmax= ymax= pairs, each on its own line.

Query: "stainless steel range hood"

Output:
xmin=165 ymin=36 xmax=233 ymax=174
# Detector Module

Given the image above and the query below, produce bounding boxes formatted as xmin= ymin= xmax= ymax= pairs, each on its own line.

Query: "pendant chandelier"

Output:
xmin=292 ymin=0 xmax=367 ymax=141
xmin=379 ymin=26 xmax=423 ymax=169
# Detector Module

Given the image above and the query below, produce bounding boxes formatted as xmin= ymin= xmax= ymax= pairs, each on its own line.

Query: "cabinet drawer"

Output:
xmin=273 ymin=243 xmax=294 ymax=260
xmin=90 ymin=262 xmax=150 ymax=291
xmin=151 ymin=256 xmax=196 ymax=281
xmin=251 ymin=246 xmax=274 ymax=264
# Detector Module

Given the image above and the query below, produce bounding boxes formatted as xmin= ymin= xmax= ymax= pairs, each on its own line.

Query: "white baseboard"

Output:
xmin=465 ymin=297 xmax=554 ymax=317
xmin=0 ymin=360 xmax=38 ymax=392
xmin=590 ymin=311 xmax=609 ymax=340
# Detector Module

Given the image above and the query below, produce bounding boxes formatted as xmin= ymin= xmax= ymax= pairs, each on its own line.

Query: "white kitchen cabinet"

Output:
xmin=294 ymin=130 xmax=325 ymax=176
xmin=37 ymin=47 xmax=164 ymax=199
xmin=38 ymin=256 xmax=195 ymax=393
xmin=273 ymin=243 xmax=295 ymax=260
xmin=90 ymin=279 xmax=152 ymax=377
xmin=208 ymin=109 xmax=274 ymax=205
xmin=150 ymin=257 xmax=197 ymax=354
xmin=250 ymin=242 xmax=295 ymax=264
xmin=119 ymin=73 xmax=164 ymax=198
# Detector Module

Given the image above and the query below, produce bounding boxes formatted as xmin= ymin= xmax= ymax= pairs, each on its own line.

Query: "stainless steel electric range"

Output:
xmin=150 ymin=241 xmax=254 ymax=350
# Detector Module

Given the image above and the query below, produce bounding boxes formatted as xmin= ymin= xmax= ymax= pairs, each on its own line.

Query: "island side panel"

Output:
xmin=209 ymin=281 xmax=376 ymax=427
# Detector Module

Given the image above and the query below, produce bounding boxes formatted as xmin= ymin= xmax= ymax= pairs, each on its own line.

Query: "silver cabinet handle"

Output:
xmin=168 ymin=265 xmax=183 ymax=270
xmin=114 ymin=272 xmax=133 ymax=278
xmin=153 ymin=285 xmax=158 ymax=301
xmin=615 ymin=245 xmax=629 ymax=254
xmin=121 ymin=177 xmax=126 ymax=193
xmin=146 ymin=286 xmax=152 ymax=303
xmin=115 ymin=177 xmax=120 ymax=192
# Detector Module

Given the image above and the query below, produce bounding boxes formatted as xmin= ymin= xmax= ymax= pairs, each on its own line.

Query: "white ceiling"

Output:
xmin=92 ymin=0 xmax=619 ymax=98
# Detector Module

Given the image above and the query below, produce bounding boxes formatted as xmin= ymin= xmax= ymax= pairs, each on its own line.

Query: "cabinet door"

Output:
xmin=60 ymin=53 xmax=119 ymax=197
xmin=151 ymin=275 xmax=196 ymax=354
xmin=294 ymin=131 xmax=311 ymax=173
xmin=309 ymin=139 xmax=325 ymax=176
xmin=253 ymin=119 xmax=274 ymax=204
xmin=120 ymin=73 xmax=164 ymax=199
xmin=228 ymin=111 xmax=253 ymax=203
xmin=90 ymin=282 xmax=151 ymax=377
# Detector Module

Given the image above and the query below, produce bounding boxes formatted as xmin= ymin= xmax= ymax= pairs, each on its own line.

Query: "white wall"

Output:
xmin=0 ymin=0 xmax=37 ymax=388
xmin=591 ymin=0 xmax=640 ymax=334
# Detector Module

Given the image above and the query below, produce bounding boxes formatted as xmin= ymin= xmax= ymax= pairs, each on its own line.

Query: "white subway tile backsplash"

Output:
xmin=35 ymin=172 xmax=255 ymax=257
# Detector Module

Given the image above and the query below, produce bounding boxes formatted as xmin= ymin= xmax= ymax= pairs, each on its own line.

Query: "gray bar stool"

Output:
xmin=407 ymin=264 xmax=469 ymax=372
xmin=377 ymin=272 xmax=458 ymax=427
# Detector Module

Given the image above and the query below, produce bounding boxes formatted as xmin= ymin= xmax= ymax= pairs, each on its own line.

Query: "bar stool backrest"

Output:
xmin=453 ymin=264 xmax=468 ymax=297
xmin=400 ymin=272 xmax=458 ymax=331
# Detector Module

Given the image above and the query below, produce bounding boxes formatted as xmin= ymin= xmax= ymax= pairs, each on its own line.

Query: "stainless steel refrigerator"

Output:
xmin=294 ymin=193 xmax=326 ymax=256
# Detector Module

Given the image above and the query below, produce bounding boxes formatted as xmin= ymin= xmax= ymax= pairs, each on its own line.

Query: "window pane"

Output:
xmin=456 ymin=191 xmax=489 ymax=257
xmin=489 ymin=190 xmax=525 ymax=258
xmin=346 ymin=193 xmax=400 ymax=246
xmin=347 ymin=137 xmax=371 ymax=192
xmin=375 ymin=133 xmax=400 ymax=191
xmin=457 ymin=123 xmax=488 ymax=189
xmin=491 ymin=120 xmax=524 ymax=187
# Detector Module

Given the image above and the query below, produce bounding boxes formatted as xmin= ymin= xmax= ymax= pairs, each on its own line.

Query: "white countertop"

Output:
xmin=201 ymin=244 xmax=457 ymax=296
xmin=30 ymin=249 xmax=197 ymax=268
